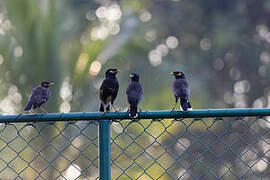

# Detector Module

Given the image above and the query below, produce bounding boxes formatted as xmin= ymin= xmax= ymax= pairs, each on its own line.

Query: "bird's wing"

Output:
xmin=173 ymin=79 xmax=190 ymax=99
xmin=126 ymin=83 xmax=143 ymax=104
xmin=100 ymin=79 xmax=119 ymax=103
xmin=30 ymin=87 xmax=49 ymax=105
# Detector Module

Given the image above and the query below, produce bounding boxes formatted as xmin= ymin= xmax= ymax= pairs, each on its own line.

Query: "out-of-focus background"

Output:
xmin=1 ymin=0 xmax=270 ymax=114
xmin=1 ymin=0 xmax=270 ymax=179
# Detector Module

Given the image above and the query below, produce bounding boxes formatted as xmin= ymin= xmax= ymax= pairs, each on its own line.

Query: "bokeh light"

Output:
xmin=0 ymin=54 xmax=4 ymax=65
xmin=148 ymin=49 xmax=162 ymax=66
xmin=156 ymin=44 xmax=168 ymax=57
xmin=75 ymin=53 xmax=89 ymax=73
xmin=213 ymin=58 xmax=224 ymax=71
xmin=59 ymin=101 xmax=71 ymax=113
xmin=89 ymin=60 xmax=102 ymax=76
xmin=13 ymin=46 xmax=23 ymax=58
xmin=139 ymin=11 xmax=152 ymax=22
xmin=145 ymin=30 xmax=156 ymax=42
xmin=166 ymin=36 xmax=179 ymax=49
xmin=200 ymin=38 xmax=211 ymax=50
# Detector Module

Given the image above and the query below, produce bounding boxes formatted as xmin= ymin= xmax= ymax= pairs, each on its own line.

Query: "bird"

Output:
xmin=126 ymin=73 xmax=143 ymax=118
xmin=170 ymin=71 xmax=192 ymax=111
xmin=99 ymin=68 xmax=120 ymax=113
xmin=24 ymin=81 xmax=54 ymax=113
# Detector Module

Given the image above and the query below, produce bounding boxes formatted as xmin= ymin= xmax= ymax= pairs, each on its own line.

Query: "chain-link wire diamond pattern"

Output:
xmin=1 ymin=116 xmax=270 ymax=179
xmin=0 ymin=121 xmax=98 ymax=180
xmin=111 ymin=117 xmax=270 ymax=180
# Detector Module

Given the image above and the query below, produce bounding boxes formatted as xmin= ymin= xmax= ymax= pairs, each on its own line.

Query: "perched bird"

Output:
xmin=126 ymin=73 xmax=143 ymax=118
xmin=170 ymin=71 xmax=192 ymax=111
xmin=24 ymin=81 xmax=54 ymax=113
xmin=99 ymin=68 xmax=120 ymax=112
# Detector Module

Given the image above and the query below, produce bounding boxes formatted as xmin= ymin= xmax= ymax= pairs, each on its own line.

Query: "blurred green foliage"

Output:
xmin=0 ymin=0 xmax=270 ymax=179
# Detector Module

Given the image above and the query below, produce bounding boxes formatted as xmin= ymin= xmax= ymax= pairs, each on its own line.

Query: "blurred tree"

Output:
xmin=1 ymin=0 xmax=270 ymax=179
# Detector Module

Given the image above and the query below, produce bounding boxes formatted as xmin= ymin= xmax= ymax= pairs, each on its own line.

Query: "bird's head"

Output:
xmin=105 ymin=68 xmax=120 ymax=78
xmin=41 ymin=81 xmax=55 ymax=88
xmin=170 ymin=71 xmax=186 ymax=79
xmin=130 ymin=73 xmax=140 ymax=82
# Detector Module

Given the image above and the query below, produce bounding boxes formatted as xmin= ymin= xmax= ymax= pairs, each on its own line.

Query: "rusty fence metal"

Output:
xmin=0 ymin=109 xmax=270 ymax=179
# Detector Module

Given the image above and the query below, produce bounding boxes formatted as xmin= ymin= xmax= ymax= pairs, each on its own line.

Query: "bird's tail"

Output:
xmin=180 ymin=99 xmax=192 ymax=111
xmin=129 ymin=105 xmax=138 ymax=118
xmin=99 ymin=104 xmax=104 ymax=112
xmin=24 ymin=102 xmax=33 ymax=111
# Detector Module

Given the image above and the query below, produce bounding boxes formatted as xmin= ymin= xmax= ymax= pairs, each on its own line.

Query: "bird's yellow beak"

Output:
xmin=169 ymin=72 xmax=174 ymax=75
xmin=109 ymin=69 xmax=120 ymax=73
xmin=49 ymin=82 xmax=55 ymax=86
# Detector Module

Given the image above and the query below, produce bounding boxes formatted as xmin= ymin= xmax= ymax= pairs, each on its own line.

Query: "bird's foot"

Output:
xmin=170 ymin=102 xmax=177 ymax=112
xmin=38 ymin=107 xmax=47 ymax=114
xmin=101 ymin=111 xmax=108 ymax=116
xmin=129 ymin=113 xmax=139 ymax=119
xmin=112 ymin=105 xmax=119 ymax=113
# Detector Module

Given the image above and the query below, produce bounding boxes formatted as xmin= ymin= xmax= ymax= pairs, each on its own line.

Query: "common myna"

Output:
xmin=170 ymin=71 xmax=192 ymax=111
xmin=126 ymin=73 xmax=143 ymax=118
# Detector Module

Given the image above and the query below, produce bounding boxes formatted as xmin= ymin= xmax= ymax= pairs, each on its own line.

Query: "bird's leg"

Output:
xmin=25 ymin=109 xmax=36 ymax=127
xmin=103 ymin=108 xmax=108 ymax=115
xmin=111 ymin=104 xmax=119 ymax=112
xmin=139 ymin=107 xmax=142 ymax=112
xmin=38 ymin=107 xmax=48 ymax=114
xmin=171 ymin=98 xmax=178 ymax=111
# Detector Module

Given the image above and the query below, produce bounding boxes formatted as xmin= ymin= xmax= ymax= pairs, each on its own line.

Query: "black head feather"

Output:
xmin=105 ymin=68 xmax=120 ymax=78
xmin=170 ymin=71 xmax=186 ymax=79
xmin=130 ymin=73 xmax=140 ymax=82
xmin=41 ymin=81 xmax=54 ymax=88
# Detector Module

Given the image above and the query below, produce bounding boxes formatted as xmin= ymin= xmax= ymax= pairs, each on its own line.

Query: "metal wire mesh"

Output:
xmin=0 ymin=121 xmax=99 ymax=179
xmin=0 ymin=115 xmax=270 ymax=179
xmin=111 ymin=117 xmax=270 ymax=180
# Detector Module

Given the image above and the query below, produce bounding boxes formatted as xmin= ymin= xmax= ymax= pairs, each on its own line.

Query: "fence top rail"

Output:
xmin=0 ymin=108 xmax=270 ymax=123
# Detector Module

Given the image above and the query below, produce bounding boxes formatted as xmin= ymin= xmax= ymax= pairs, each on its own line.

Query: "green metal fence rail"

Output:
xmin=0 ymin=108 xmax=270 ymax=179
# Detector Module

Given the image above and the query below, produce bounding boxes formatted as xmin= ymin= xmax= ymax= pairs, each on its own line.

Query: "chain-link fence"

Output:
xmin=0 ymin=110 xmax=270 ymax=179
xmin=0 ymin=121 xmax=99 ymax=179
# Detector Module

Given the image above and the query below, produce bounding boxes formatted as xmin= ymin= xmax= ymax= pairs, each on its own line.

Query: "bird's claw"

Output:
xmin=111 ymin=105 xmax=119 ymax=113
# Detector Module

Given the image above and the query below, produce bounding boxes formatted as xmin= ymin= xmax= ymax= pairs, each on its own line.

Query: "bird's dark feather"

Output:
xmin=173 ymin=79 xmax=190 ymax=100
xmin=100 ymin=78 xmax=119 ymax=104
xmin=126 ymin=82 xmax=143 ymax=105
xmin=99 ymin=75 xmax=119 ymax=112
xmin=24 ymin=85 xmax=51 ymax=111
xmin=126 ymin=81 xmax=143 ymax=118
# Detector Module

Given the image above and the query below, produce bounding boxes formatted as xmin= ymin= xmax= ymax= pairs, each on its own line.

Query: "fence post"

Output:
xmin=99 ymin=119 xmax=111 ymax=180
